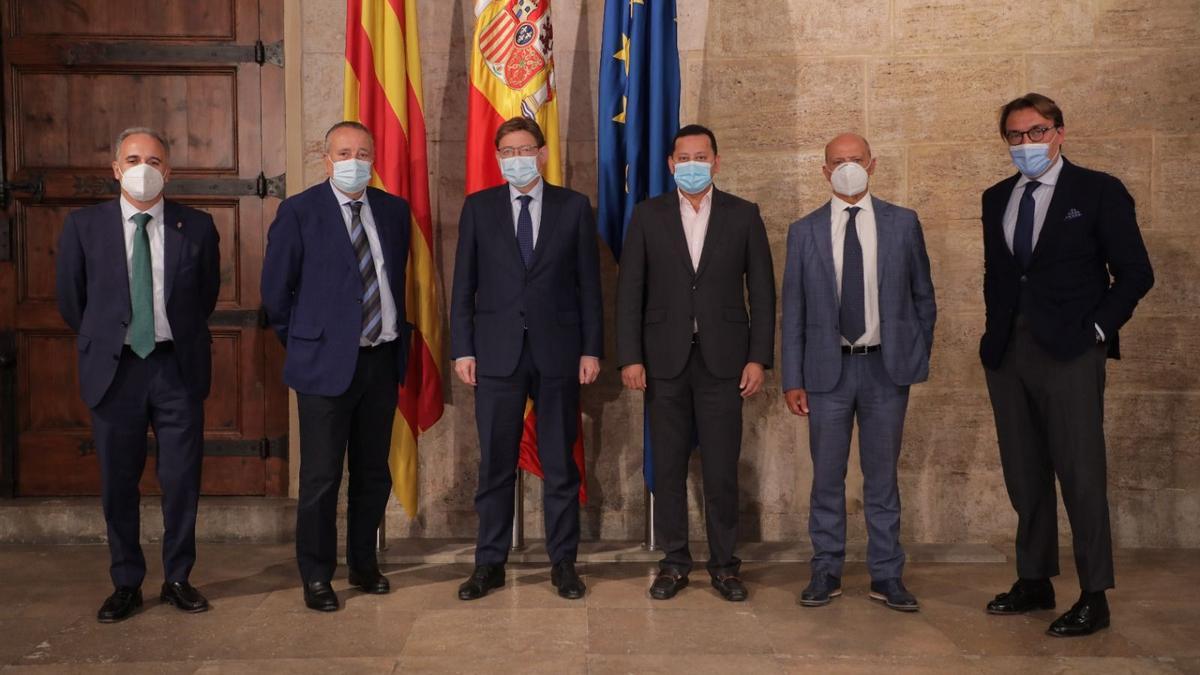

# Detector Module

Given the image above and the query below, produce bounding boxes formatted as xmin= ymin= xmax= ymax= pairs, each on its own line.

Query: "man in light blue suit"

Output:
xmin=781 ymin=133 xmax=936 ymax=612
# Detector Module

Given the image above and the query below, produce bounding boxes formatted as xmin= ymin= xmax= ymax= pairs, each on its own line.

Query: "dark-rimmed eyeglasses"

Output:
xmin=1004 ymin=125 xmax=1060 ymax=145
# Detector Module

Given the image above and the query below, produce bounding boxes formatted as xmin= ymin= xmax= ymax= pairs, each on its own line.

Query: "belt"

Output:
xmin=841 ymin=344 xmax=880 ymax=355
xmin=122 ymin=340 xmax=173 ymax=354
xmin=359 ymin=340 xmax=395 ymax=353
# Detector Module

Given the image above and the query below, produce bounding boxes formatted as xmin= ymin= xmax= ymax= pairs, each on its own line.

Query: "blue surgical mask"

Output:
xmin=674 ymin=161 xmax=713 ymax=194
xmin=1009 ymin=143 xmax=1053 ymax=178
xmin=500 ymin=156 xmax=540 ymax=188
xmin=330 ymin=158 xmax=372 ymax=193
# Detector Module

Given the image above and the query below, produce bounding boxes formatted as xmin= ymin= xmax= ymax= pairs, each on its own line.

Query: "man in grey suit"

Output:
xmin=781 ymin=133 xmax=936 ymax=612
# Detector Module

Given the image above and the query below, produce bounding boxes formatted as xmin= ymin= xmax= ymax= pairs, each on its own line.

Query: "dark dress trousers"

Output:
xmin=616 ymin=189 xmax=776 ymax=577
xmin=981 ymin=157 xmax=1154 ymax=592
xmin=450 ymin=182 xmax=603 ymax=567
xmin=56 ymin=198 xmax=220 ymax=589
xmin=262 ymin=181 xmax=410 ymax=584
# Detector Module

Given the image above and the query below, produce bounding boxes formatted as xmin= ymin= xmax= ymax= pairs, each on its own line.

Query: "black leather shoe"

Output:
xmin=711 ymin=574 xmax=748 ymax=602
xmin=1047 ymin=592 xmax=1110 ymax=637
xmin=160 ymin=581 xmax=209 ymax=613
xmin=97 ymin=587 xmax=142 ymax=623
xmin=303 ymin=581 xmax=340 ymax=612
xmin=349 ymin=567 xmax=390 ymax=594
xmin=551 ymin=561 xmax=586 ymax=600
xmin=458 ymin=565 xmax=505 ymax=601
xmin=800 ymin=572 xmax=842 ymax=607
xmin=649 ymin=570 xmax=688 ymax=600
xmin=987 ymin=579 xmax=1056 ymax=614
xmin=869 ymin=578 xmax=920 ymax=612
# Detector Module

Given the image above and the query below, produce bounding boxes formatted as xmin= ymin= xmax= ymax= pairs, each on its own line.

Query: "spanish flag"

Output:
xmin=344 ymin=0 xmax=445 ymax=516
xmin=467 ymin=0 xmax=586 ymax=503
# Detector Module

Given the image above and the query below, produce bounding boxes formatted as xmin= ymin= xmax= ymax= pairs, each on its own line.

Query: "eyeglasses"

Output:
xmin=497 ymin=145 xmax=540 ymax=158
xmin=1004 ymin=125 xmax=1059 ymax=145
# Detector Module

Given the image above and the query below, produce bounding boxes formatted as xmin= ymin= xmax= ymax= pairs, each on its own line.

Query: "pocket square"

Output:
xmin=1065 ymin=208 xmax=1083 ymax=220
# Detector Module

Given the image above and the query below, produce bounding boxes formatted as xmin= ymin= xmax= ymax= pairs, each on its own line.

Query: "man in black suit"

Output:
xmin=980 ymin=93 xmax=1154 ymax=637
xmin=616 ymin=124 xmax=776 ymax=602
xmin=56 ymin=127 xmax=220 ymax=622
xmin=450 ymin=117 xmax=603 ymax=601
xmin=262 ymin=121 xmax=410 ymax=612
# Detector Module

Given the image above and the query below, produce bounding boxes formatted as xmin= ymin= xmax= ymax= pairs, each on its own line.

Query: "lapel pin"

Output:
xmin=175 ymin=221 xmax=183 ymax=230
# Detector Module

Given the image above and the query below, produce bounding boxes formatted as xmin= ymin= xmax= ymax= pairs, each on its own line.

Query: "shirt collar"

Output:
xmin=509 ymin=177 xmax=544 ymax=204
xmin=120 ymin=195 xmax=165 ymax=226
xmin=677 ymin=188 xmax=713 ymax=214
xmin=329 ymin=179 xmax=370 ymax=208
xmin=831 ymin=191 xmax=873 ymax=216
xmin=1016 ymin=153 xmax=1064 ymax=189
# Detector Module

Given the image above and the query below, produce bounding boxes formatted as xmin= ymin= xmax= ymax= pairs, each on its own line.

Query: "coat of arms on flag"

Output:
xmin=475 ymin=0 xmax=555 ymax=113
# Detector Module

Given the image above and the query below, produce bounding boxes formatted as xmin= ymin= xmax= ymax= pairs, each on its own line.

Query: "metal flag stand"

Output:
xmin=511 ymin=471 xmax=526 ymax=551
xmin=643 ymin=487 xmax=656 ymax=550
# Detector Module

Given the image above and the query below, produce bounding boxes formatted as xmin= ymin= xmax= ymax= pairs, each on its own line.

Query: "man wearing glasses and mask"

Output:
xmin=451 ymin=116 xmax=603 ymax=601
xmin=980 ymin=93 xmax=1154 ymax=636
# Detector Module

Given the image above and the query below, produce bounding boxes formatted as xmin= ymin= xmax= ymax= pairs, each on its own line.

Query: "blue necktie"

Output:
xmin=840 ymin=206 xmax=865 ymax=344
xmin=516 ymin=195 xmax=534 ymax=268
xmin=1012 ymin=181 xmax=1041 ymax=270
xmin=349 ymin=201 xmax=383 ymax=343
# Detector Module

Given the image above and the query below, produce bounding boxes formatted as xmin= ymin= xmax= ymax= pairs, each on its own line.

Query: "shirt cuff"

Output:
xmin=1094 ymin=323 xmax=1106 ymax=343
xmin=456 ymin=356 xmax=476 ymax=362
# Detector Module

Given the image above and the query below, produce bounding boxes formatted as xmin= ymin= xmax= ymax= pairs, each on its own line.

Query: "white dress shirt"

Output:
xmin=119 ymin=196 xmax=173 ymax=342
xmin=1002 ymin=153 xmax=1064 ymax=253
xmin=330 ymin=181 xmax=399 ymax=347
xmin=830 ymin=193 xmax=880 ymax=347
xmin=678 ymin=188 xmax=713 ymax=272
xmin=509 ymin=178 xmax=544 ymax=246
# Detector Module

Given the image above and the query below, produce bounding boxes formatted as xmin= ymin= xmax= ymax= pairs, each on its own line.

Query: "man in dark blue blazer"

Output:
xmin=450 ymin=117 xmax=603 ymax=601
xmin=981 ymin=94 xmax=1154 ymax=637
xmin=261 ymin=121 xmax=410 ymax=612
xmin=56 ymin=127 xmax=220 ymax=622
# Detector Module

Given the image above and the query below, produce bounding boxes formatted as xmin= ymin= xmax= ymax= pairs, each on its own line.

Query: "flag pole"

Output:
xmin=511 ymin=471 xmax=525 ymax=551
xmin=643 ymin=486 xmax=656 ymax=550
xmin=376 ymin=513 xmax=388 ymax=552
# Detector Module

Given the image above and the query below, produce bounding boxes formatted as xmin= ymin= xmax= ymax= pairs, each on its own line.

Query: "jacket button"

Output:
xmin=1020 ymin=275 xmax=1027 ymax=282
xmin=691 ymin=285 xmax=696 ymax=291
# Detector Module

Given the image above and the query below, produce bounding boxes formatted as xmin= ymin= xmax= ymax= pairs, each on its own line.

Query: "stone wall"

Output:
xmin=297 ymin=0 xmax=1200 ymax=547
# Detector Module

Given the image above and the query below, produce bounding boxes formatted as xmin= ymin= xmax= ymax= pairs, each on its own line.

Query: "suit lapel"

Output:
xmin=813 ymin=201 xmax=838 ymax=297
xmin=320 ymin=182 xmax=360 ymax=274
xmin=694 ymin=189 xmax=727 ymax=280
xmin=663 ymin=191 xmax=694 ymax=276
xmin=494 ymin=185 xmax=528 ymax=273
xmin=104 ymin=199 xmax=132 ymax=310
xmin=162 ymin=200 xmax=185 ymax=301
xmin=872 ymin=197 xmax=897 ymax=288
xmin=1030 ymin=158 xmax=1075 ymax=267
xmin=529 ymin=183 xmax=561 ymax=270
xmin=986 ymin=173 xmax=1021 ymax=264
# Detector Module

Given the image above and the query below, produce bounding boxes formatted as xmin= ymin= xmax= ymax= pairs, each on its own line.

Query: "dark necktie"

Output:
xmin=516 ymin=195 xmax=534 ymax=268
xmin=349 ymin=201 xmax=383 ymax=343
xmin=840 ymin=206 xmax=865 ymax=344
xmin=1012 ymin=180 xmax=1041 ymax=270
xmin=128 ymin=212 xmax=156 ymax=358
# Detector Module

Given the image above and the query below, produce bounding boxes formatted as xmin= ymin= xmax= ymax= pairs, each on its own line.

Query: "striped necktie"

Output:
xmin=349 ymin=201 xmax=383 ymax=343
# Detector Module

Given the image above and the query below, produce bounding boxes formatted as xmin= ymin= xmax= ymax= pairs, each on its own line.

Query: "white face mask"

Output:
xmin=119 ymin=163 xmax=165 ymax=202
xmin=330 ymin=158 xmax=373 ymax=194
xmin=830 ymin=161 xmax=869 ymax=197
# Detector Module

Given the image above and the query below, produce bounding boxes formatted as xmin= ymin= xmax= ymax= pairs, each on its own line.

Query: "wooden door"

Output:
xmin=0 ymin=0 xmax=288 ymax=496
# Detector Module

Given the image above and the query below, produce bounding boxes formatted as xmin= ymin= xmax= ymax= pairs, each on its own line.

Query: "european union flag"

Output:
xmin=598 ymin=0 xmax=680 ymax=492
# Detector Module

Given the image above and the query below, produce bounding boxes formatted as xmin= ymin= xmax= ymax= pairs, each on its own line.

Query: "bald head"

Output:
xmin=824 ymin=133 xmax=872 ymax=165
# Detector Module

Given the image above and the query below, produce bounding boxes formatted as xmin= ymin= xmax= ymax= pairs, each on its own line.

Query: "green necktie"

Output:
xmin=128 ymin=212 xmax=156 ymax=358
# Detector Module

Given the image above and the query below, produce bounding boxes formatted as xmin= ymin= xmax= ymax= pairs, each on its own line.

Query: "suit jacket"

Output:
xmin=980 ymin=158 xmax=1154 ymax=369
xmin=616 ymin=189 xmax=776 ymax=380
xmin=450 ymin=182 xmax=603 ymax=377
xmin=261 ymin=182 xmax=411 ymax=396
xmin=56 ymin=198 xmax=221 ymax=408
xmin=781 ymin=196 xmax=936 ymax=394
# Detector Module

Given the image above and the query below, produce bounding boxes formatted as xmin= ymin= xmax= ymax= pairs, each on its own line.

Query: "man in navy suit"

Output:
xmin=450 ymin=117 xmax=602 ymax=601
xmin=56 ymin=127 xmax=221 ymax=622
xmin=981 ymin=94 xmax=1154 ymax=637
xmin=261 ymin=121 xmax=410 ymax=612
xmin=781 ymin=133 xmax=936 ymax=613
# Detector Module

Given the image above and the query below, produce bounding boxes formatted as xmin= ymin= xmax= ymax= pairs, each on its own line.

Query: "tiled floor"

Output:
xmin=0 ymin=544 xmax=1195 ymax=673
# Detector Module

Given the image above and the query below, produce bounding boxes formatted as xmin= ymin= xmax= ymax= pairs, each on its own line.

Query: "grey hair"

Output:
xmin=113 ymin=127 xmax=170 ymax=161
xmin=324 ymin=121 xmax=374 ymax=153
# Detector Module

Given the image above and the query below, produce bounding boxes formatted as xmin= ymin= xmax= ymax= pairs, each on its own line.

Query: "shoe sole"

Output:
xmin=349 ymin=581 xmax=391 ymax=595
xmin=649 ymin=578 xmax=689 ymax=600
xmin=160 ymin=593 xmax=209 ymax=613
xmin=987 ymin=601 xmax=1056 ymax=615
xmin=1046 ymin=617 xmax=1110 ymax=638
xmin=799 ymin=589 xmax=842 ymax=607
xmin=869 ymin=591 xmax=920 ymax=612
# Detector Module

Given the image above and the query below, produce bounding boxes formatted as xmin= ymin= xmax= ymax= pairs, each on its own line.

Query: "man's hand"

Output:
xmin=784 ymin=388 xmax=809 ymax=416
xmin=454 ymin=358 xmax=477 ymax=387
xmin=579 ymin=356 xmax=601 ymax=384
xmin=621 ymin=363 xmax=647 ymax=391
xmin=739 ymin=362 xmax=765 ymax=398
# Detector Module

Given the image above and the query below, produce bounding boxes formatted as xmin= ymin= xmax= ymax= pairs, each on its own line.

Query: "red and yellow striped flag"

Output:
xmin=344 ymin=0 xmax=444 ymax=516
xmin=467 ymin=0 xmax=586 ymax=503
